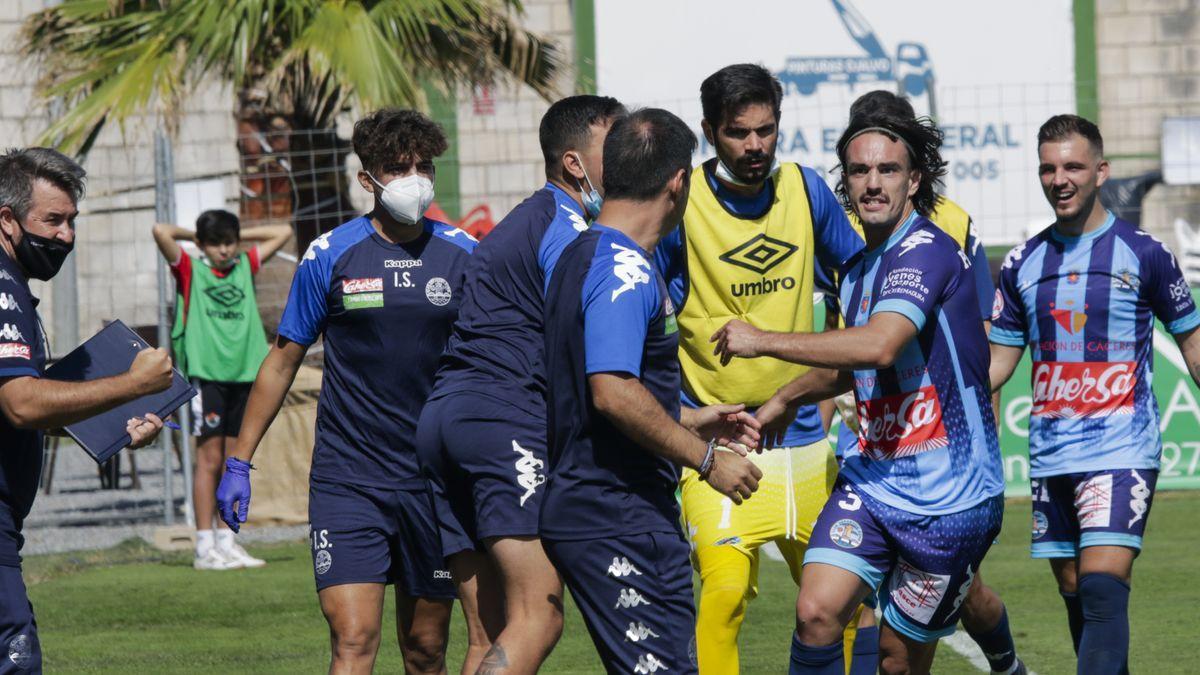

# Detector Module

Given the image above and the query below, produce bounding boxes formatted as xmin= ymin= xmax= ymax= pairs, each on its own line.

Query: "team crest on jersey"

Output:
xmin=1031 ymin=510 xmax=1049 ymax=539
xmin=856 ymin=385 xmax=949 ymax=459
xmin=205 ymin=412 xmax=221 ymax=429
xmin=7 ymin=634 xmax=30 ymax=668
xmin=1112 ymin=268 xmax=1140 ymax=292
xmin=991 ymin=289 xmax=1004 ymax=321
xmin=859 ymin=293 xmax=871 ymax=314
xmin=1049 ymin=309 xmax=1087 ymax=335
xmin=829 ymin=519 xmax=863 ymax=549
xmin=425 ymin=277 xmax=452 ymax=306
xmin=1066 ymin=270 xmax=1081 ymax=284
xmin=315 ymin=549 xmax=332 ymax=575
xmin=1030 ymin=361 xmax=1136 ymax=418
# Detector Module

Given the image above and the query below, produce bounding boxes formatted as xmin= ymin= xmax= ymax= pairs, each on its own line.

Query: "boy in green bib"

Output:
xmin=153 ymin=211 xmax=292 ymax=570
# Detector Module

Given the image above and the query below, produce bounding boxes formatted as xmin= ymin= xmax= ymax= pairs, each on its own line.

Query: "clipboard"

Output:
xmin=44 ymin=320 xmax=197 ymax=464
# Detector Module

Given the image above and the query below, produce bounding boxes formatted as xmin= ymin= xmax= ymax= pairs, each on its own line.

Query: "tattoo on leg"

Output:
xmin=477 ymin=643 xmax=509 ymax=674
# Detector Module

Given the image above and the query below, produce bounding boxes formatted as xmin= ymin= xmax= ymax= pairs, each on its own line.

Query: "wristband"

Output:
xmin=697 ymin=438 xmax=717 ymax=481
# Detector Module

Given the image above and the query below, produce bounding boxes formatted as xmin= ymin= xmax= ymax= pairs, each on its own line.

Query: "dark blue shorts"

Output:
xmin=1030 ymin=468 xmax=1157 ymax=558
xmin=0 ymin=566 xmax=39 ymax=674
xmin=543 ymin=532 xmax=697 ymax=675
xmin=308 ymin=480 xmax=454 ymax=599
xmin=416 ymin=392 xmax=546 ymax=556
xmin=805 ymin=479 xmax=1003 ymax=643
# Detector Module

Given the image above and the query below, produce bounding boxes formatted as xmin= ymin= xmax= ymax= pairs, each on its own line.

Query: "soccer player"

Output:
xmin=216 ymin=109 xmax=475 ymax=674
xmin=811 ymin=90 xmax=1026 ymax=675
xmin=152 ymin=211 xmax=292 ymax=570
xmin=712 ymin=106 xmax=1005 ymax=674
xmin=542 ymin=108 xmax=764 ymax=675
xmin=653 ymin=63 xmax=862 ymax=675
xmin=988 ymin=114 xmax=1200 ymax=674
xmin=415 ymin=94 xmax=624 ymax=674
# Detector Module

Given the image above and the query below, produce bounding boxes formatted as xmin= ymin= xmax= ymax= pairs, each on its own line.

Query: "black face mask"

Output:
xmin=12 ymin=226 xmax=73 ymax=281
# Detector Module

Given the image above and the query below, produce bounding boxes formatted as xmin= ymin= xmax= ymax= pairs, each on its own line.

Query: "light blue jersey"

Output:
xmin=839 ymin=213 xmax=1004 ymax=515
xmin=990 ymin=213 xmax=1200 ymax=477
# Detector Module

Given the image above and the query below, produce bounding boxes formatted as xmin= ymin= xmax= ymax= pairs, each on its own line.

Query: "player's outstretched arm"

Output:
xmin=0 ymin=347 xmax=172 ymax=429
xmin=988 ymin=343 xmax=1025 ymax=394
xmin=1175 ymin=326 xmax=1200 ymax=387
xmin=219 ymin=336 xmax=307 ymax=531
xmin=241 ymin=223 xmax=294 ymax=264
xmin=590 ymin=372 xmax=763 ymax=504
xmin=757 ymin=367 xmax=852 ymax=449
xmin=710 ymin=313 xmax=918 ymax=370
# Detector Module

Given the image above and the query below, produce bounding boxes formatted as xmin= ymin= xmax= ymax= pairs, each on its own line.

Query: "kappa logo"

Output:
xmin=0 ymin=269 xmax=14 ymax=283
xmin=718 ymin=233 xmax=798 ymax=275
xmin=1128 ymin=470 xmax=1150 ymax=527
xmin=1002 ymin=243 xmax=1026 ymax=270
xmin=302 ymin=232 xmax=332 ymax=263
xmin=560 ymin=204 xmax=588 ymax=232
xmin=512 ymin=440 xmax=545 ymax=507
xmin=204 ymin=284 xmax=245 ymax=308
xmin=0 ymin=293 xmax=21 ymax=313
xmin=625 ymin=622 xmax=659 ymax=642
xmin=634 ymin=653 xmax=669 ymax=674
xmin=0 ymin=323 xmax=25 ymax=342
xmin=607 ymin=556 xmax=643 ymax=577
xmin=442 ymin=226 xmax=478 ymax=241
xmin=610 ymin=243 xmax=651 ymax=301
xmin=615 ymin=588 xmax=651 ymax=609
xmin=898 ymin=229 xmax=935 ymax=256
xmin=952 ymin=565 xmax=975 ymax=613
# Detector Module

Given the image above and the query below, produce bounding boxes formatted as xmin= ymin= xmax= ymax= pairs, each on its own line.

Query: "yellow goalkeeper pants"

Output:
xmin=681 ymin=439 xmax=854 ymax=674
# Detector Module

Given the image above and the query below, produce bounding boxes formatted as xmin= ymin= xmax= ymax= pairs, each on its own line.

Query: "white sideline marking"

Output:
xmin=942 ymin=630 xmax=1038 ymax=675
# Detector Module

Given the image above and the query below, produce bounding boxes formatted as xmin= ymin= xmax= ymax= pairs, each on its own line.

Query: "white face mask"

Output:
xmin=713 ymin=156 xmax=781 ymax=187
xmin=368 ymin=173 xmax=435 ymax=225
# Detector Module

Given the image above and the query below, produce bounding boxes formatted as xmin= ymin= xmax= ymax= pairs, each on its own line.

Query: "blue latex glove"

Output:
xmin=216 ymin=457 xmax=253 ymax=533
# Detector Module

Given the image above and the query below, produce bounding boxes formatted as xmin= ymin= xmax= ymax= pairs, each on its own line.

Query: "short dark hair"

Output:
xmin=352 ymin=109 xmax=448 ymax=175
xmin=602 ymin=108 xmax=698 ymax=201
xmin=834 ymin=107 xmax=947 ymax=217
xmin=1038 ymin=114 xmax=1104 ymax=156
xmin=539 ymin=95 xmax=626 ymax=178
xmin=0 ymin=147 xmax=86 ymax=221
xmin=195 ymin=209 xmax=240 ymax=244
xmin=700 ymin=64 xmax=783 ymax=129
xmin=848 ymin=90 xmax=916 ymax=121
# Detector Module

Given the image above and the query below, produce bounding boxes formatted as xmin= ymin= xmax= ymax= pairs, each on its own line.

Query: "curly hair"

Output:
xmin=352 ymin=109 xmax=448 ymax=174
xmin=833 ymin=104 xmax=947 ymax=217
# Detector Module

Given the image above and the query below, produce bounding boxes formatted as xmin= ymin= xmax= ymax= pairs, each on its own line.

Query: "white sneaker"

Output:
xmin=220 ymin=542 xmax=266 ymax=568
xmin=194 ymin=547 xmax=240 ymax=571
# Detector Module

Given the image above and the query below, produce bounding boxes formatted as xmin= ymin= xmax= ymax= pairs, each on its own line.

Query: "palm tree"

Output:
xmin=22 ymin=0 xmax=561 ymax=248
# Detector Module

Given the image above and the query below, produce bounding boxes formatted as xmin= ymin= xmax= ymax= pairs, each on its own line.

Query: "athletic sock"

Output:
xmin=215 ymin=528 xmax=235 ymax=552
xmin=1077 ymin=573 xmax=1130 ymax=675
xmin=196 ymin=529 xmax=214 ymax=556
xmin=789 ymin=632 xmax=844 ymax=675
xmin=966 ymin=606 xmax=1018 ymax=674
xmin=848 ymin=625 xmax=879 ymax=675
xmin=1060 ymin=590 xmax=1084 ymax=654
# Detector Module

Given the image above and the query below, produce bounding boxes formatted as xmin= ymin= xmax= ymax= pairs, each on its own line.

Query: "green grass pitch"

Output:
xmin=25 ymin=492 xmax=1198 ymax=673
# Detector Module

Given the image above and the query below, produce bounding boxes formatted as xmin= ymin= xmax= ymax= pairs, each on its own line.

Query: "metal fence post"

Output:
xmin=153 ymin=129 xmax=178 ymax=526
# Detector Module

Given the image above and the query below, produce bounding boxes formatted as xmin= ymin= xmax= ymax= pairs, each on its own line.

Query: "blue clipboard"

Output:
xmin=44 ymin=320 xmax=197 ymax=464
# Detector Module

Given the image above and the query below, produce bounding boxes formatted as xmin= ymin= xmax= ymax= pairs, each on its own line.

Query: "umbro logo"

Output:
xmin=719 ymin=234 xmax=797 ymax=275
xmin=204 ymin=285 xmax=245 ymax=307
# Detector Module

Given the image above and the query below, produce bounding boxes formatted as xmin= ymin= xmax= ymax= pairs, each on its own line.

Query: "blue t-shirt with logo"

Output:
xmin=277 ymin=216 xmax=475 ymax=489
xmin=838 ymin=213 xmax=1003 ymax=515
xmin=990 ymin=213 xmax=1200 ymax=476
xmin=541 ymin=225 xmax=682 ymax=540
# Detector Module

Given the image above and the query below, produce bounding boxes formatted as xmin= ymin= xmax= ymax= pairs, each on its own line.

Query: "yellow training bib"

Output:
xmin=677 ymin=160 xmax=817 ymax=408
